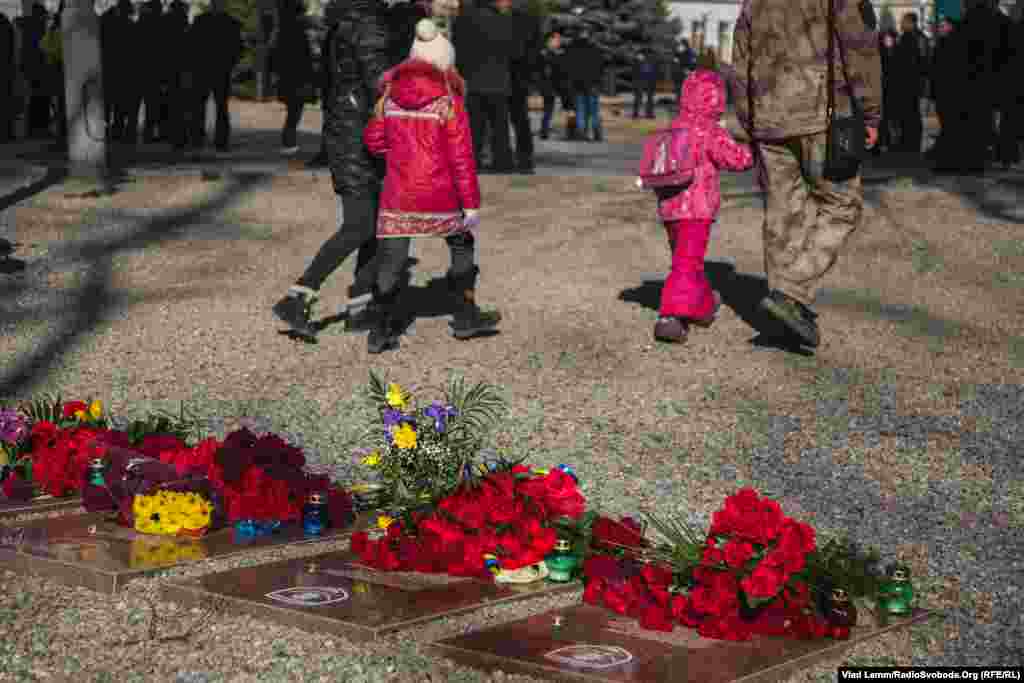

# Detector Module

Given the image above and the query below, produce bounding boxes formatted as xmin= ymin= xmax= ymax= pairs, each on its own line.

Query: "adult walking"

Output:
xmin=892 ymin=12 xmax=929 ymax=154
xmin=271 ymin=0 xmax=398 ymax=342
xmin=875 ymin=30 xmax=898 ymax=154
xmin=730 ymin=0 xmax=881 ymax=350
xmin=536 ymin=30 xmax=566 ymax=141
xmin=507 ymin=4 xmax=542 ymax=174
xmin=307 ymin=5 xmax=339 ymax=168
xmin=189 ymin=0 xmax=242 ymax=152
xmin=670 ymin=39 xmax=695 ymax=102
xmin=452 ymin=0 xmax=520 ymax=172
xmin=563 ymin=29 xmax=604 ymax=142
xmin=925 ymin=18 xmax=954 ymax=161
xmin=163 ymin=0 xmax=191 ymax=149
xmin=0 ymin=11 xmax=14 ymax=142
xmin=138 ymin=0 xmax=166 ymax=143
xmin=18 ymin=3 xmax=49 ymax=139
xmin=632 ymin=49 xmax=658 ymax=119
xmin=272 ymin=0 xmax=313 ymax=155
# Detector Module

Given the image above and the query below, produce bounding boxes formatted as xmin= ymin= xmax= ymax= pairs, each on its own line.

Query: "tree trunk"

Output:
xmin=62 ymin=0 xmax=106 ymax=177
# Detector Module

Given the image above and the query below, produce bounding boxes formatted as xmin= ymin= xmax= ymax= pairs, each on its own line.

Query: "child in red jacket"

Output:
xmin=363 ymin=19 xmax=500 ymax=354
xmin=645 ymin=69 xmax=753 ymax=343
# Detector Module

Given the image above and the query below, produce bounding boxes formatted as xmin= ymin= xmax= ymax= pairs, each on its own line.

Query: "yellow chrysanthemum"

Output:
xmin=361 ymin=451 xmax=381 ymax=467
xmin=392 ymin=424 xmax=417 ymax=450
xmin=385 ymin=383 xmax=407 ymax=409
xmin=182 ymin=513 xmax=210 ymax=531
xmin=88 ymin=400 xmax=103 ymax=420
xmin=133 ymin=495 xmax=155 ymax=517
xmin=377 ymin=515 xmax=395 ymax=529
xmin=73 ymin=410 xmax=86 ymax=421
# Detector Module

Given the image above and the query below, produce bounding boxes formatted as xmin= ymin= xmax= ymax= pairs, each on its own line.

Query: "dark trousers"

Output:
xmin=281 ymin=93 xmax=305 ymax=148
xmin=166 ymin=74 xmax=191 ymax=148
xmin=633 ymin=80 xmax=656 ymax=118
xmin=193 ymin=72 xmax=231 ymax=150
xmin=540 ymin=93 xmax=556 ymax=136
xmin=467 ymin=92 xmax=512 ymax=170
xmin=896 ymin=94 xmax=922 ymax=153
xmin=112 ymin=86 xmax=141 ymax=143
xmin=297 ymin=194 xmax=379 ymax=296
xmin=28 ymin=89 xmax=51 ymax=137
xmin=995 ymin=102 xmax=1021 ymax=165
xmin=376 ymin=231 xmax=475 ymax=296
xmin=141 ymin=80 xmax=165 ymax=142
xmin=508 ymin=87 xmax=532 ymax=167
xmin=0 ymin=77 xmax=13 ymax=140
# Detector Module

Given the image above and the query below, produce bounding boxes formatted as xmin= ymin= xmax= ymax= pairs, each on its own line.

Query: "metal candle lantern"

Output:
xmin=85 ymin=457 xmax=107 ymax=487
xmin=303 ymin=492 xmax=329 ymax=536
xmin=877 ymin=565 xmax=914 ymax=616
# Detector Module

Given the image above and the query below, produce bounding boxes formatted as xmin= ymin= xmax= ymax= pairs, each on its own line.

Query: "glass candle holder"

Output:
xmin=545 ymin=539 xmax=577 ymax=583
xmin=303 ymin=492 xmax=329 ymax=536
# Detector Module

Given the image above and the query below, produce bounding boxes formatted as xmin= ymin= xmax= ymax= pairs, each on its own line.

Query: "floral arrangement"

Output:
xmin=132 ymin=490 xmax=213 ymax=537
xmin=0 ymin=395 xmax=204 ymax=500
xmin=351 ymin=465 xmax=588 ymax=578
xmin=581 ymin=488 xmax=886 ymax=641
xmin=355 ymin=372 xmax=506 ymax=508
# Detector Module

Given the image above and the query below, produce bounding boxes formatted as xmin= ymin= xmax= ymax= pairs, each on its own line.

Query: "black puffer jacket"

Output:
xmin=453 ymin=4 xmax=521 ymax=94
xmin=323 ymin=0 xmax=394 ymax=197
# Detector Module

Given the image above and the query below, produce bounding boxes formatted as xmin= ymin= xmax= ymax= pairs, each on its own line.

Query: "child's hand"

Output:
xmin=635 ymin=177 xmax=644 ymax=189
xmin=463 ymin=209 xmax=480 ymax=231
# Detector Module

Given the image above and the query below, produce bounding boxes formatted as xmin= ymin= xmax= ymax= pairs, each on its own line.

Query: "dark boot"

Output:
xmin=448 ymin=266 xmax=501 ymax=340
xmin=760 ymin=289 xmax=820 ymax=348
xmin=272 ymin=285 xmax=318 ymax=342
xmin=367 ymin=285 xmax=403 ymax=354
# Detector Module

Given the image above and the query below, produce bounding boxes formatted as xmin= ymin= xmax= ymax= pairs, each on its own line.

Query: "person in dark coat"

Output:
xmin=453 ymin=0 xmax=521 ymax=172
xmin=877 ymin=29 xmax=899 ymax=153
xmin=103 ymin=0 xmax=141 ymax=144
xmin=273 ymin=0 xmax=313 ymax=153
xmin=563 ymin=30 xmax=604 ymax=142
xmin=18 ymin=3 xmax=49 ymax=138
xmin=891 ymin=12 xmax=929 ymax=154
xmin=632 ymin=48 xmax=658 ymax=119
xmin=189 ymin=0 xmax=242 ymax=152
xmin=990 ymin=5 xmax=1018 ymax=166
xmin=0 ymin=11 xmax=15 ymax=141
xmin=138 ymin=0 xmax=166 ymax=143
xmin=537 ymin=30 xmax=565 ymax=140
xmin=307 ymin=11 xmax=338 ymax=167
xmin=670 ymin=39 xmax=694 ymax=102
xmin=507 ymin=5 xmax=542 ymax=173
xmin=163 ymin=0 xmax=191 ymax=149
xmin=924 ymin=18 xmax=953 ymax=160
xmin=272 ymin=0 xmax=404 ymax=341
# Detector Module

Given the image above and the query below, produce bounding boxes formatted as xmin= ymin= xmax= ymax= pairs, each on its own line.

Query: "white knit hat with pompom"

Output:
xmin=410 ymin=19 xmax=455 ymax=72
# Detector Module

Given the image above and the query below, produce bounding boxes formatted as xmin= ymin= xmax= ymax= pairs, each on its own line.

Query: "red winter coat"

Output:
xmin=657 ymin=70 xmax=753 ymax=222
xmin=364 ymin=59 xmax=480 ymax=238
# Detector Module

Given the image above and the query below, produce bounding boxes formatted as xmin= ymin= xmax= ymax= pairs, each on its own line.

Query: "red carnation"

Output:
xmin=698 ymin=613 xmax=754 ymax=641
xmin=350 ymin=531 xmax=370 ymax=555
xmin=592 ymin=516 xmax=646 ymax=551
xmin=723 ymin=539 xmax=755 ymax=569
xmin=740 ymin=562 xmax=787 ymax=599
xmin=603 ymin=583 xmax=635 ymax=615
xmin=30 ymin=421 xmax=59 ymax=450
xmin=546 ymin=490 xmax=586 ymax=519
xmin=777 ymin=517 xmax=816 ymax=555
xmin=1 ymin=471 xmax=33 ymax=501
xmin=583 ymin=577 xmax=607 ymax=605
xmin=640 ymin=564 xmax=673 ymax=590
xmin=61 ymin=401 xmax=89 ymax=420
xmin=639 ymin=605 xmax=674 ymax=632
xmin=136 ymin=433 xmax=186 ymax=460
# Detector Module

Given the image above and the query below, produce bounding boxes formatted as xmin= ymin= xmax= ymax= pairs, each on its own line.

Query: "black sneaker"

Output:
xmin=451 ymin=304 xmax=501 ymax=340
xmin=760 ymin=290 xmax=820 ymax=348
xmin=344 ymin=301 xmax=379 ymax=333
xmin=367 ymin=315 xmax=401 ymax=353
xmin=272 ymin=287 xmax=318 ymax=341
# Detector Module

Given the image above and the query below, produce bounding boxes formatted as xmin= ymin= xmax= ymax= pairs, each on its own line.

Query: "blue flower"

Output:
xmin=425 ymin=403 xmax=458 ymax=433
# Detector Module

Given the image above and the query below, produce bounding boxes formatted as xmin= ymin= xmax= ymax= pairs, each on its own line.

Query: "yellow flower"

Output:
xmin=73 ymin=410 xmax=86 ymax=421
xmin=361 ymin=451 xmax=381 ymax=467
xmin=385 ymin=383 xmax=408 ymax=409
xmin=88 ymin=400 xmax=103 ymax=420
xmin=377 ymin=515 xmax=395 ymax=529
xmin=134 ymin=495 xmax=155 ymax=517
xmin=182 ymin=513 xmax=210 ymax=531
xmin=392 ymin=424 xmax=417 ymax=450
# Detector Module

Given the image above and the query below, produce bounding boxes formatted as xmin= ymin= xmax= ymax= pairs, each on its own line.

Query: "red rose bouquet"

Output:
xmin=581 ymin=488 xmax=885 ymax=642
xmin=351 ymin=465 xmax=586 ymax=578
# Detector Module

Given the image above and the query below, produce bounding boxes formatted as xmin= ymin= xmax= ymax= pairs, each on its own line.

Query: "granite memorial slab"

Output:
xmin=430 ymin=604 xmax=936 ymax=683
xmin=0 ymin=495 xmax=82 ymax=520
xmin=0 ymin=511 xmax=371 ymax=593
xmin=162 ymin=551 xmax=581 ymax=641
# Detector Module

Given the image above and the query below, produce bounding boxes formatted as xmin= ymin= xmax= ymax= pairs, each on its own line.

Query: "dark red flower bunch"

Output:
xmin=591 ymin=516 xmax=647 ymax=556
xmin=156 ymin=428 xmax=352 ymax=526
xmin=26 ymin=421 xmax=106 ymax=497
xmin=581 ymin=489 xmax=834 ymax=642
xmin=351 ymin=467 xmax=586 ymax=578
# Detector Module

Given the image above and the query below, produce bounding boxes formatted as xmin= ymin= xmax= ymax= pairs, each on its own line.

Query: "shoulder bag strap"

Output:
xmin=829 ymin=0 xmax=862 ymax=118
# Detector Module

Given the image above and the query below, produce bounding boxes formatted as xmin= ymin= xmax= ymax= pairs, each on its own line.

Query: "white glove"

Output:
xmin=635 ymin=176 xmax=644 ymax=189
xmin=463 ymin=209 xmax=480 ymax=231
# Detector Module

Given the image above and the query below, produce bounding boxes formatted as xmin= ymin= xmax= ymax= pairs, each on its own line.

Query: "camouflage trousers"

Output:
xmin=756 ymin=131 xmax=864 ymax=306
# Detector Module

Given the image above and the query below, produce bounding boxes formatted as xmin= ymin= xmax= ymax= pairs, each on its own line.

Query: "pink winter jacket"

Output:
xmin=657 ymin=70 xmax=754 ymax=222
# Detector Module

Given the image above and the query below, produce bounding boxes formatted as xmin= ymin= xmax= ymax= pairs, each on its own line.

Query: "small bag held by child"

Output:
xmin=638 ymin=127 xmax=697 ymax=190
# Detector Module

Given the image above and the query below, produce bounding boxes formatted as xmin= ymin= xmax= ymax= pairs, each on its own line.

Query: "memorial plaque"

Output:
xmin=0 ymin=512 xmax=370 ymax=593
xmin=162 ymin=551 xmax=580 ymax=641
xmin=0 ymin=495 xmax=82 ymax=520
xmin=430 ymin=604 xmax=936 ymax=683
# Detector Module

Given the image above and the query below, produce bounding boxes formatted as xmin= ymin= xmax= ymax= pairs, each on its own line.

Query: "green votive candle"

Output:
xmin=545 ymin=540 xmax=577 ymax=583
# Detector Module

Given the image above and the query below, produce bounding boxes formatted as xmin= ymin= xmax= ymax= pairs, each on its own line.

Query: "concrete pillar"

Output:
xmin=62 ymin=0 xmax=106 ymax=177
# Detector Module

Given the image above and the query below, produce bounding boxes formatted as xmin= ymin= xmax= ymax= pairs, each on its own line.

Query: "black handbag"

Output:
xmin=825 ymin=0 xmax=867 ymax=182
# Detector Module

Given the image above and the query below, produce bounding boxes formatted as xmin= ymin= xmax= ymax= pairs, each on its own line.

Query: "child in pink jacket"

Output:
xmin=646 ymin=69 xmax=753 ymax=343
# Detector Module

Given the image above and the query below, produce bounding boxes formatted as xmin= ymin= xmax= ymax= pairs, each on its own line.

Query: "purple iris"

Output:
xmin=424 ymin=403 xmax=458 ymax=433
xmin=0 ymin=409 xmax=28 ymax=445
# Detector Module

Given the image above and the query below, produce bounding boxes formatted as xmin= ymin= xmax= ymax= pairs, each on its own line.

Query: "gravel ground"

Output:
xmin=0 ymin=103 xmax=1022 ymax=680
